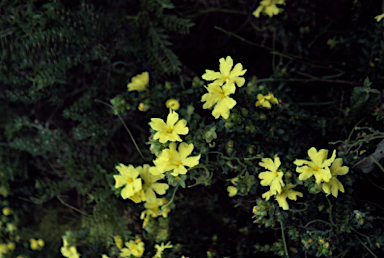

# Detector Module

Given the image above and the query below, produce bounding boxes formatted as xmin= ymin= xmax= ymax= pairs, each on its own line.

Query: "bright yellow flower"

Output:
xmin=255 ymin=93 xmax=279 ymax=109
xmin=227 ymin=186 xmax=237 ymax=197
xmin=151 ymin=142 xmax=201 ymax=176
xmin=114 ymin=235 xmax=123 ymax=250
xmin=129 ymin=164 xmax=169 ymax=203
xmin=322 ymin=158 xmax=349 ymax=198
xmin=113 ymin=164 xmax=142 ymax=199
xmin=2 ymin=207 xmax=11 ymax=216
xmin=127 ymin=72 xmax=149 ymax=92
xmin=120 ymin=240 xmax=145 ymax=258
xmin=263 ymin=183 xmax=302 ymax=210
xmin=37 ymin=239 xmax=45 ymax=248
xmin=253 ymin=0 xmax=285 ymax=18
xmin=258 ymin=155 xmax=284 ymax=195
xmin=60 ymin=239 xmax=80 ymax=258
xmin=30 ymin=238 xmax=39 ymax=250
xmin=201 ymin=83 xmax=237 ymax=119
xmin=294 ymin=147 xmax=336 ymax=184
xmin=149 ymin=109 xmax=189 ymax=143
xmin=150 ymin=150 xmax=172 ymax=175
xmin=140 ymin=198 xmax=171 ymax=228
xmin=202 ymin=56 xmax=247 ymax=87
xmin=153 ymin=241 xmax=173 ymax=258
xmin=166 ymin=99 xmax=180 ymax=110
xmin=375 ymin=13 xmax=384 ymax=22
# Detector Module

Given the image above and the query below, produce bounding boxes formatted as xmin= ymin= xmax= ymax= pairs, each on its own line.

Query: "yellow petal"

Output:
xmin=178 ymin=142 xmax=194 ymax=160
xmin=227 ymin=186 xmax=237 ymax=197
xmin=219 ymin=56 xmax=233 ymax=75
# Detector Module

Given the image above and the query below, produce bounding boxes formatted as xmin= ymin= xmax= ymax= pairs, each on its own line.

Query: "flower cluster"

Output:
xmin=253 ymin=0 xmax=286 ymax=18
xmin=294 ymin=147 xmax=349 ymax=197
xmin=258 ymin=155 xmax=302 ymax=210
xmin=201 ymin=56 xmax=247 ymax=119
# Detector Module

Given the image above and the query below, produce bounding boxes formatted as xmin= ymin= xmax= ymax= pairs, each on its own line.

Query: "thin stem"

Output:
xmin=56 ymin=195 xmax=88 ymax=216
xmin=355 ymin=235 xmax=377 ymax=258
xmin=326 ymin=196 xmax=336 ymax=226
xmin=352 ymin=228 xmax=373 ymax=247
xmin=304 ymin=219 xmax=333 ymax=229
xmin=94 ymin=99 xmax=146 ymax=161
xmin=365 ymin=174 xmax=384 ymax=192
xmin=369 ymin=156 xmax=384 ymax=174
xmin=279 ymin=217 xmax=289 ymax=258
xmin=158 ymin=184 xmax=179 ymax=215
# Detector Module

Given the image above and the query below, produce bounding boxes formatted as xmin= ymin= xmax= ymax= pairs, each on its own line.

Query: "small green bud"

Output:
xmin=241 ymin=108 xmax=249 ymax=117
xmin=225 ymin=121 xmax=234 ymax=128
xmin=165 ymin=81 xmax=172 ymax=90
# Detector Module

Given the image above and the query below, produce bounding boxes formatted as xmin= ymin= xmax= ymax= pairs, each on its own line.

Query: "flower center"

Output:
xmin=166 ymin=127 xmax=172 ymax=133
xmin=313 ymin=165 xmax=319 ymax=171
xmin=175 ymin=161 xmax=182 ymax=165
xmin=127 ymin=178 xmax=132 ymax=183
xmin=222 ymin=75 xmax=228 ymax=82
xmin=146 ymin=182 xmax=151 ymax=187
xmin=175 ymin=176 xmax=181 ymax=181
xmin=219 ymin=93 xmax=225 ymax=98
xmin=273 ymin=171 xmax=278 ymax=176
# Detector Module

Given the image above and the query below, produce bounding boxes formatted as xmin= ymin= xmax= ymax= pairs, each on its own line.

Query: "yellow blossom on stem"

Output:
xmin=227 ymin=177 xmax=239 ymax=197
xmin=263 ymin=183 xmax=302 ymax=210
xmin=127 ymin=72 xmax=149 ymax=92
xmin=140 ymin=198 xmax=171 ymax=228
xmin=253 ymin=0 xmax=285 ymax=18
xmin=114 ymin=235 xmax=123 ymax=250
xmin=375 ymin=13 xmax=384 ymax=22
xmin=202 ymin=56 xmax=247 ymax=87
xmin=113 ymin=164 xmax=142 ymax=199
xmin=60 ymin=238 xmax=80 ymax=258
xmin=129 ymin=164 xmax=169 ymax=203
xmin=2 ymin=207 xmax=11 ymax=216
xmin=201 ymin=83 xmax=237 ymax=119
xmin=322 ymin=158 xmax=349 ymax=197
xmin=166 ymin=99 xmax=180 ymax=110
xmin=258 ymin=154 xmax=284 ymax=195
xmin=120 ymin=239 xmax=145 ymax=258
xmin=255 ymin=93 xmax=279 ymax=109
xmin=294 ymin=147 xmax=336 ymax=184
xmin=149 ymin=109 xmax=188 ymax=143
xmin=153 ymin=241 xmax=173 ymax=258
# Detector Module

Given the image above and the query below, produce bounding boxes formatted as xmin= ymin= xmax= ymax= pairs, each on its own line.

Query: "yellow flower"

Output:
xmin=253 ymin=0 xmax=285 ymax=18
xmin=127 ymin=72 xmax=149 ymax=92
xmin=60 ymin=239 xmax=80 ymax=258
xmin=202 ymin=56 xmax=247 ymax=87
xmin=0 ymin=243 xmax=8 ymax=256
xmin=114 ymin=235 xmax=123 ymax=250
xmin=2 ymin=207 xmax=11 ymax=216
xmin=138 ymin=103 xmax=150 ymax=112
xmin=322 ymin=158 xmax=349 ymax=198
xmin=258 ymin=155 xmax=284 ymax=195
xmin=149 ymin=109 xmax=189 ymax=143
xmin=166 ymin=99 xmax=180 ymax=110
xmin=294 ymin=147 xmax=336 ymax=184
xmin=201 ymin=83 xmax=237 ymax=119
xmin=7 ymin=242 xmax=15 ymax=250
xmin=30 ymin=238 xmax=39 ymax=250
xmin=101 ymin=255 xmax=110 ymax=258
xmin=227 ymin=177 xmax=239 ymax=197
xmin=375 ymin=13 xmax=384 ymax=22
xmin=120 ymin=239 xmax=145 ymax=258
xmin=140 ymin=198 xmax=171 ymax=228
xmin=113 ymin=164 xmax=142 ymax=199
xmin=153 ymin=241 xmax=173 ymax=258
xmin=255 ymin=93 xmax=279 ymax=109
xmin=263 ymin=183 xmax=302 ymax=210
xmin=151 ymin=142 xmax=201 ymax=177
xmin=129 ymin=164 xmax=169 ymax=203
xmin=227 ymin=186 xmax=237 ymax=197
